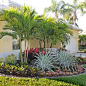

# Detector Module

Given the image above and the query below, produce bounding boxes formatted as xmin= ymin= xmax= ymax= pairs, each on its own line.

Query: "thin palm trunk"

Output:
xmin=24 ymin=39 xmax=27 ymax=62
xmin=39 ymin=40 xmax=42 ymax=49
xmin=73 ymin=9 xmax=77 ymax=25
xmin=43 ymin=37 xmax=46 ymax=48
xmin=19 ymin=37 xmax=22 ymax=61
xmin=55 ymin=12 xmax=58 ymax=19
xmin=26 ymin=40 xmax=29 ymax=62
xmin=44 ymin=40 xmax=45 ymax=48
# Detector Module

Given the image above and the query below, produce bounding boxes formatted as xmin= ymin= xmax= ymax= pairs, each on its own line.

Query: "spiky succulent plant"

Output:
xmin=34 ymin=52 xmax=58 ymax=72
xmin=57 ymin=50 xmax=77 ymax=72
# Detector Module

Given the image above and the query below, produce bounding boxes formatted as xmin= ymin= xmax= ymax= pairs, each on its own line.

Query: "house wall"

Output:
xmin=30 ymin=39 xmax=61 ymax=49
xmin=66 ymin=29 xmax=79 ymax=53
xmin=0 ymin=21 xmax=2 ymax=52
xmin=22 ymin=29 xmax=79 ymax=52
xmin=70 ymin=29 xmax=79 ymax=51
xmin=0 ymin=21 xmax=12 ymax=53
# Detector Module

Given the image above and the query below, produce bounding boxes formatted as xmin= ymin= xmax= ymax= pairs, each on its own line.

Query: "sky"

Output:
xmin=1 ymin=0 xmax=86 ymax=31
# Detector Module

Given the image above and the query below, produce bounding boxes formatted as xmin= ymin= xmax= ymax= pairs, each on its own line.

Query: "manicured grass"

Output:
xmin=83 ymin=64 xmax=86 ymax=68
xmin=0 ymin=76 xmax=77 ymax=86
xmin=50 ymin=74 xmax=86 ymax=86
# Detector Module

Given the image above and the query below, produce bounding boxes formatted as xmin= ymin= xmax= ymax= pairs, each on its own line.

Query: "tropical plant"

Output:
xmin=34 ymin=16 xmax=56 ymax=48
xmin=0 ymin=7 xmax=24 ymax=60
xmin=57 ymin=50 xmax=77 ymax=72
xmin=0 ymin=6 xmax=39 ymax=61
xmin=34 ymin=15 xmax=72 ymax=48
xmin=34 ymin=52 xmax=58 ymax=72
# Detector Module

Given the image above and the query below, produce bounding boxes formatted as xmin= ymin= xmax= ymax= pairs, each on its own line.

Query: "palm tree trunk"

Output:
xmin=19 ymin=37 xmax=22 ymax=61
xmin=43 ymin=40 xmax=45 ymax=48
xmin=24 ymin=39 xmax=27 ymax=62
xmin=27 ymin=40 xmax=29 ymax=62
xmin=39 ymin=40 xmax=42 ymax=49
xmin=55 ymin=12 xmax=58 ymax=19
xmin=73 ymin=9 xmax=77 ymax=25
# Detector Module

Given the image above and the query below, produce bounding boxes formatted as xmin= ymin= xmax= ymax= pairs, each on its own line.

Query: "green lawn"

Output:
xmin=83 ymin=64 xmax=86 ymax=68
xmin=0 ymin=76 xmax=77 ymax=86
xmin=50 ymin=74 xmax=86 ymax=86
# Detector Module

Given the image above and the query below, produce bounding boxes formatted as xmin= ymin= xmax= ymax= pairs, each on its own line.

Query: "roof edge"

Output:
xmin=68 ymin=24 xmax=83 ymax=31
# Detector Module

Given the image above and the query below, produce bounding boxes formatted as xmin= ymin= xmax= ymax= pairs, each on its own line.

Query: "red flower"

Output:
xmin=30 ymin=48 xmax=33 ymax=52
xmin=41 ymin=50 xmax=46 ymax=54
xmin=34 ymin=47 xmax=38 ymax=53
xmin=65 ymin=49 xmax=67 ymax=52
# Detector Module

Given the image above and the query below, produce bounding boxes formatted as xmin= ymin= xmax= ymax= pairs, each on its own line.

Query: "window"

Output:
xmin=13 ymin=39 xmax=20 ymax=50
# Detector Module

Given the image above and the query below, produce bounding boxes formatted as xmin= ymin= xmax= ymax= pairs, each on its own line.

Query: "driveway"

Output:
xmin=72 ymin=53 xmax=86 ymax=58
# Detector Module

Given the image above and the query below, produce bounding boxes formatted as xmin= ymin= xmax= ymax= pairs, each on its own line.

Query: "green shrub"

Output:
xmin=5 ymin=54 xmax=16 ymax=65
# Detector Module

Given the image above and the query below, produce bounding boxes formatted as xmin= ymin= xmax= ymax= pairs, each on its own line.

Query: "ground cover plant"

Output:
xmin=0 ymin=76 xmax=77 ymax=86
xmin=51 ymin=74 xmax=86 ymax=86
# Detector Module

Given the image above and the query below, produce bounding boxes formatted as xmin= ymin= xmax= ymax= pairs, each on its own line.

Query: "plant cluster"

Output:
xmin=77 ymin=57 xmax=86 ymax=64
xmin=0 ymin=63 xmax=39 ymax=77
xmin=22 ymin=47 xmax=46 ymax=65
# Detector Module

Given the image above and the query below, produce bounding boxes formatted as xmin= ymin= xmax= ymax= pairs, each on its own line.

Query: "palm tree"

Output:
xmin=67 ymin=0 xmax=86 ymax=25
xmin=0 ymin=7 xmax=24 ymax=60
xmin=44 ymin=0 xmax=71 ymax=19
xmin=34 ymin=15 xmax=56 ymax=48
xmin=0 ymin=6 xmax=39 ymax=61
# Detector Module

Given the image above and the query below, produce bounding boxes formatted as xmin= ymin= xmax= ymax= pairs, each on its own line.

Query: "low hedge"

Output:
xmin=51 ymin=74 xmax=86 ymax=86
xmin=0 ymin=76 xmax=77 ymax=86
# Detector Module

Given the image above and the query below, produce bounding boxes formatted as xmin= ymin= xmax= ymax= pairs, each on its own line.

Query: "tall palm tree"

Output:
xmin=0 ymin=7 xmax=24 ymax=60
xmin=44 ymin=0 xmax=71 ymax=19
xmin=0 ymin=6 xmax=39 ymax=61
xmin=67 ymin=0 xmax=86 ymax=25
xmin=34 ymin=15 xmax=56 ymax=48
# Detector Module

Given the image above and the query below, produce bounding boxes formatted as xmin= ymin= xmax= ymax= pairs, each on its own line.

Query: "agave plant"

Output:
xmin=57 ymin=50 xmax=77 ymax=72
xmin=34 ymin=52 xmax=58 ymax=72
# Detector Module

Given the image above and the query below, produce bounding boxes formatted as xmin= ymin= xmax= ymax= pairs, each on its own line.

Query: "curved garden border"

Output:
xmin=0 ymin=65 xmax=85 ymax=79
